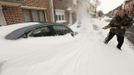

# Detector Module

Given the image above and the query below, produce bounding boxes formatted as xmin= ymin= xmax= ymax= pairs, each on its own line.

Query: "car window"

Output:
xmin=28 ymin=27 xmax=51 ymax=37
xmin=53 ymin=25 xmax=72 ymax=35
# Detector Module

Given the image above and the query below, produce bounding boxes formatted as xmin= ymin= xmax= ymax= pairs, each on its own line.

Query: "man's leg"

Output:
xmin=104 ymin=32 xmax=115 ymax=44
xmin=116 ymin=35 xmax=124 ymax=50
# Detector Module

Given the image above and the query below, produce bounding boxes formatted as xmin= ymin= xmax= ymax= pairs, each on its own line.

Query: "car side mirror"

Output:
xmin=71 ymin=32 xmax=78 ymax=37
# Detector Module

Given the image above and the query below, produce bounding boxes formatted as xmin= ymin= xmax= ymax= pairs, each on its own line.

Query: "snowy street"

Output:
xmin=0 ymin=17 xmax=134 ymax=75
xmin=0 ymin=0 xmax=134 ymax=75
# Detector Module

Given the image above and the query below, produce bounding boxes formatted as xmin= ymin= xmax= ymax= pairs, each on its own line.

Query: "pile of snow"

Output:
xmin=70 ymin=21 xmax=81 ymax=32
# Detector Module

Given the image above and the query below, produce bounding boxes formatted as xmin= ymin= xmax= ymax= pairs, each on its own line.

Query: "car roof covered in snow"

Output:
xmin=5 ymin=23 xmax=64 ymax=40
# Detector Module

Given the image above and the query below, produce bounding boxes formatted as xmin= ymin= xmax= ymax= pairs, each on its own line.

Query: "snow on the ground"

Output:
xmin=0 ymin=1 xmax=134 ymax=75
xmin=0 ymin=16 xmax=134 ymax=75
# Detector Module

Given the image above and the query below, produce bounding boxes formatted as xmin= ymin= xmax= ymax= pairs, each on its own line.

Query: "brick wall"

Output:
xmin=2 ymin=6 xmax=23 ymax=25
xmin=22 ymin=0 xmax=49 ymax=7
xmin=53 ymin=0 xmax=72 ymax=9
xmin=22 ymin=0 xmax=51 ymax=22
xmin=2 ymin=0 xmax=52 ymax=25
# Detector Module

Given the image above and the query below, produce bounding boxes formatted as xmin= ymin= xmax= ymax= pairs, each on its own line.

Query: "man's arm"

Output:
xmin=121 ymin=17 xmax=134 ymax=29
xmin=102 ymin=17 xmax=116 ymax=30
xmin=102 ymin=25 xmax=110 ymax=29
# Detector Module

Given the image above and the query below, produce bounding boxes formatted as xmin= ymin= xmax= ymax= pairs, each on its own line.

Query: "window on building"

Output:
xmin=61 ymin=15 xmax=64 ymax=20
xmin=55 ymin=9 xmax=66 ymax=23
xmin=39 ymin=10 xmax=46 ymax=22
xmin=32 ymin=10 xmax=39 ymax=22
xmin=23 ymin=9 xmax=31 ymax=22
xmin=23 ymin=9 xmax=46 ymax=22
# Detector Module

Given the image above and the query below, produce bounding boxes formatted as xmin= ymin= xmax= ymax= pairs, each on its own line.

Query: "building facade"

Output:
xmin=0 ymin=0 xmax=97 ymax=26
xmin=0 ymin=0 xmax=52 ymax=25
xmin=53 ymin=0 xmax=97 ymax=25
xmin=53 ymin=0 xmax=75 ymax=25
xmin=0 ymin=4 xmax=6 ymax=26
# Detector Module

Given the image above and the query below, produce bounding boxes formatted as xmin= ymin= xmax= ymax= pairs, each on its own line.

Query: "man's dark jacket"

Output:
xmin=107 ymin=15 xmax=133 ymax=36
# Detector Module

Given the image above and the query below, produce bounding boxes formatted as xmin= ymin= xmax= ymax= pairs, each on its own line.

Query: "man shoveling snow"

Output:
xmin=103 ymin=10 xmax=133 ymax=50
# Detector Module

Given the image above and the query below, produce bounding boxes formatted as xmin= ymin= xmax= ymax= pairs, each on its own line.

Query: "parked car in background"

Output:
xmin=2 ymin=22 xmax=76 ymax=40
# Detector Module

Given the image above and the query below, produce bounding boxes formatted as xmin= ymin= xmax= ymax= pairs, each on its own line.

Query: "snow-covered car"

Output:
xmin=3 ymin=22 xmax=76 ymax=40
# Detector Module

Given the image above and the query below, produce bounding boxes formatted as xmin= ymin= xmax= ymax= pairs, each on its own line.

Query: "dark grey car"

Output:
xmin=5 ymin=23 xmax=75 ymax=40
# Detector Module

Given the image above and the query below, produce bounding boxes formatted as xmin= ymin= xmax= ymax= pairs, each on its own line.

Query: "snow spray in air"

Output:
xmin=72 ymin=0 xmax=98 ymax=34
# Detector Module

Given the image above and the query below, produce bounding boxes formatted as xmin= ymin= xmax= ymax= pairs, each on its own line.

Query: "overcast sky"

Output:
xmin=97 ymin=0 xmax=125 ymax=13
